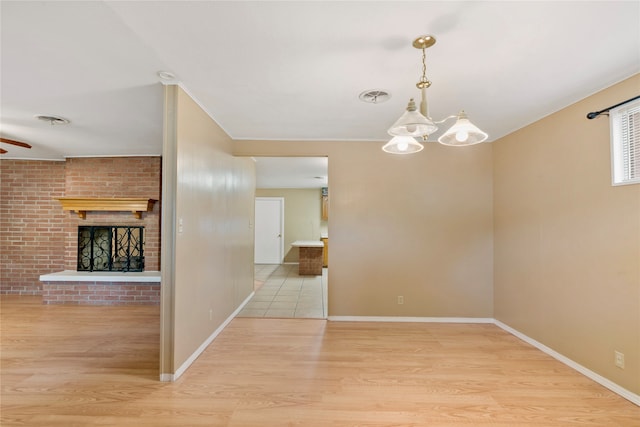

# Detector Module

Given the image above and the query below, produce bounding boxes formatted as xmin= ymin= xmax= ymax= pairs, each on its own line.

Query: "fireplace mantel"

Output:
xmin=56 ymin=197 xmax=156 ymax=219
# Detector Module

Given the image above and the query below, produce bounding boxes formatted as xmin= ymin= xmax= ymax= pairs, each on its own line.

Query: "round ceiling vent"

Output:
xmin=35 ymin=115 xmax=70 ymax=125
xmin=359 ymin=89 xmax=391 ymax=104
xmin=158 ymin=70 xmax=176 ymax=81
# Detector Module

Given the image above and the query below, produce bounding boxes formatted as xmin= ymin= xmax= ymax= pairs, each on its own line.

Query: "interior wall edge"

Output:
xmin=170 ymin=291 xmax=255 ymax=382
xmin=159 ymin=84 xmax=179 ymax=379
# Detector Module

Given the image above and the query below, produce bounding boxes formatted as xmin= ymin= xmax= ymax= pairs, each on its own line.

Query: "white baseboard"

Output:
xmin=159 ymin=373 xmax=173 ymax=382
xmin=161 ymin=291 xmax=255 ymax=382
xmin=494 ymin=320 xmax=640 ymax=407
xmin=328 ymin=316 xmax=494 ymax=323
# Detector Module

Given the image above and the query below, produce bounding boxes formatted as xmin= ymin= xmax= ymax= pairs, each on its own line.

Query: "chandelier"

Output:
xmin=382 ymin=35 xmax=488 ymax=154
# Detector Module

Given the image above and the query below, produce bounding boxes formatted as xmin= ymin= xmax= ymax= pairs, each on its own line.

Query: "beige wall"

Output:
xmin=162 ymin=86 xmax=255 ymax=374
xmin=493 ymin=74 xmax=640 ymax=394
xmin=160 ymin=75 xmax=639 ymax=395
xmin=255 ymin=188 xmax=324 ymax=262
xmin=235 ymin=141 xmax=494 ymax=318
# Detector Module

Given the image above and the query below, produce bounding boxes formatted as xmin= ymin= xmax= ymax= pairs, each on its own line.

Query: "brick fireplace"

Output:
xmin=0 ymin=157 xmax=162 ymax=302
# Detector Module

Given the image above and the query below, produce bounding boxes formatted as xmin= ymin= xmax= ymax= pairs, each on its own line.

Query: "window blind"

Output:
xmin=610 ymin=99 xmax=640 ymax=185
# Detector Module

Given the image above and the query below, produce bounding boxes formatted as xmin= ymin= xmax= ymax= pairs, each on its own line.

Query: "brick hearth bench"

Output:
xmin=39 ymin=271 xmax=161 ymax=306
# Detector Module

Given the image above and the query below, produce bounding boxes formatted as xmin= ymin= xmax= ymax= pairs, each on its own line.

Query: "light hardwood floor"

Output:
xmin=1 ymin=295 xmax=639 ymax=426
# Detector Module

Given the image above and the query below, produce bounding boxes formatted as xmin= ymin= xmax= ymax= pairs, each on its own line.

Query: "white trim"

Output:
xmin=494 ymin=320 xmax=640 ymax=407
xmin=3 ymin=154 xmax=161 ymax=161
xmin=161 ymin=291 xmax=255 ymax=382
xmin=171 ymin=82 xmax=236 ymax=139
xmin=291 ymin=240 xmax=324 ymax=248
xmin=328 ymin=316 xmax=494 ymax=323
xmin=159 ymin=373 xmax=174 ymax=382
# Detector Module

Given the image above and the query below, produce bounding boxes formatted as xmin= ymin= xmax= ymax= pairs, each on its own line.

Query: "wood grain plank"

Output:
xmin=1 ymin=296 xmax=638 ymax=426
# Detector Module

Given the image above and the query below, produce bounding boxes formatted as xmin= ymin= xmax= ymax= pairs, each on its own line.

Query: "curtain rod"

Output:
xmin=586 ymin=95 xmax=640 ymax=119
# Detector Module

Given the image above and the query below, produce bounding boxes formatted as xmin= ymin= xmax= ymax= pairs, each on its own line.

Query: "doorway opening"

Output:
xmin=243 ymin=156 xmax=328 ymax=319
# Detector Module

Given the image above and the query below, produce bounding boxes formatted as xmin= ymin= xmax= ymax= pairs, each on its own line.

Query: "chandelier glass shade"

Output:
xmin=437 ymin=111 xmax=489 ymax=146
xmin=387 ymin=98 xmax=438 ymax=137
xmin=383 ymin=35 xmax=488 ymax=154
xmin=382 ymin=135 xmax=424 ymax=154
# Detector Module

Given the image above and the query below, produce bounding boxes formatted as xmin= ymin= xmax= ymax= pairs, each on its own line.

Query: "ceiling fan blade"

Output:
xmin=0 ymin=137 xmax=32 ymax=149
xmin=0 ymin=148 xmax=7 ymax=154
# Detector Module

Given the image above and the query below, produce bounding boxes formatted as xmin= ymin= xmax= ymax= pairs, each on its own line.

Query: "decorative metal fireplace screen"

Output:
xmin=77 ymin=226 xmax=144 ymax=272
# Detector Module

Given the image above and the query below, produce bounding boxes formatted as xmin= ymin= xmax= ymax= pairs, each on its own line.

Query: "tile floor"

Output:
xmin=237 ymin=264 xmax=327 ymax=319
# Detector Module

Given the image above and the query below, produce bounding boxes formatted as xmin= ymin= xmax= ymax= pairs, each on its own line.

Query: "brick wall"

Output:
xmin=63 ymin=157 xmax=161 ymax=271
xmin=0 ymin=160 xmax=67 ymax=294
xmin=41 ymin=281 xmax=160 ymax=305
xmin=0 ymin=157 xmax=161 ymax=295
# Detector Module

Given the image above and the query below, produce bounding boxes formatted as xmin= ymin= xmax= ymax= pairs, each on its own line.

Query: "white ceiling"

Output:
xmin=1 ymin=1 xmax=639 ymax=185
xmin=254 ymin=157 xmax=328 ymax=189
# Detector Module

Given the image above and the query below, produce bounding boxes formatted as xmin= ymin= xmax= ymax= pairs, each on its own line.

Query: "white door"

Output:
xmin=254 ymin=197 xmax=284 ymax=264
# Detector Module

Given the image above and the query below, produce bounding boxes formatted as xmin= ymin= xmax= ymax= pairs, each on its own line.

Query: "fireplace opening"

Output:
xmin=77 ymin=226 xmax=144 ymax=272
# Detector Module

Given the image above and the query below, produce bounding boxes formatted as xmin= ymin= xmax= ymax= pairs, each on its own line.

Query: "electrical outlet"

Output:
xmin=397 ymin=296 xmax=404 ymax=305
xmin=209 ymin=309 xmax=213 ymax=321
xmin=614 ymin=351 xmax=625 ymax=369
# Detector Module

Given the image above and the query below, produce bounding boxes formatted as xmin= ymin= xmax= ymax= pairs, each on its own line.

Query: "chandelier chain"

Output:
xmin=417 ymin=48 xmax=431 ymax=89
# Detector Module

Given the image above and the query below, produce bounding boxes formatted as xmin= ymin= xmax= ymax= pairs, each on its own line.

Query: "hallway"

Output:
xmin=237 ymin=264 xmax=327 ymax=319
